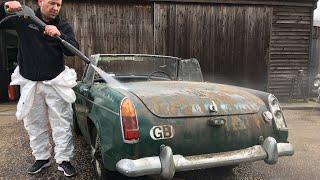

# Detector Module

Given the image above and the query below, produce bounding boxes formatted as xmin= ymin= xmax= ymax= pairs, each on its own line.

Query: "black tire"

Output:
xmin=92 ymin=130 xmax=125 ymax=180
xmin=92 ymin=131 xmax=148 ymax=180
xmin=174 ymin=166 xmax=236 ymax=180
xmin=72 ymin=103 xmax=82 ymax=136
xmin=92 ymin=135 xmax=108 ymax=180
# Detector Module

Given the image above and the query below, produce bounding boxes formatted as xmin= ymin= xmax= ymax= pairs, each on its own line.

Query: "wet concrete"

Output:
xmin=0 ymin=103 xmax=319 ymax=179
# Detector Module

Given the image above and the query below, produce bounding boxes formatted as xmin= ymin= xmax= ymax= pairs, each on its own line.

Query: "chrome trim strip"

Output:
xmin=75 ymin=91 xmax=119 ymax=116
xmin=93 ymin=54 xmax=182 ymax=61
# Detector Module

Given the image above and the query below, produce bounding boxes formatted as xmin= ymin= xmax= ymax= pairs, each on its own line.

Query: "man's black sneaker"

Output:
xmin=28 ymin=159 xmax=51 ymax=174
xmin=58 ymin=161 xmax=76 ymax=177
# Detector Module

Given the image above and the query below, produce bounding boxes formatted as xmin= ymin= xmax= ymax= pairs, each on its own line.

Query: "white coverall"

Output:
xmin=10 ymin=66 xmax=77 ymax=164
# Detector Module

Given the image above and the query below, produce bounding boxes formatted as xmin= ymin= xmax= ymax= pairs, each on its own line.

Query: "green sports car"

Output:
xmin=73 ymin=54 xmax=294 ymax=179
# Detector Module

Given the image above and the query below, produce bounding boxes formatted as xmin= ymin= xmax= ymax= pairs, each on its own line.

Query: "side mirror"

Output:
xmin=178 ymin=58 xmax=203 ymax=82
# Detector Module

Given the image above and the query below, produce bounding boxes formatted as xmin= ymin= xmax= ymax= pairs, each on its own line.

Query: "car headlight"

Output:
xmin=268 ymin=94 xmax=287 ymax=129
xmin=314 ymin=79 xmax=320 ymax=88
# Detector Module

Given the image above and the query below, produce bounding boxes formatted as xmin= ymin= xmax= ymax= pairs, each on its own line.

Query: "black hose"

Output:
xmin=0 ymin=14 xmax=17 ymax=26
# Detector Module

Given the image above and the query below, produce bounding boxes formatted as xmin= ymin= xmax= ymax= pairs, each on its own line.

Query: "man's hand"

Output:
xmin=4 ymin=1 xmax=22 ymax=13
xmin=44 ymin=25 xmax=61 ymax=37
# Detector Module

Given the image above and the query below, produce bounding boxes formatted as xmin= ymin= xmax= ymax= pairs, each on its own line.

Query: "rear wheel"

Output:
xmin=72 ymin=103 xmax=82 ymax=135
xmin=174 ymin=166 xmax=236 ymax=180
xmin=91 ymin=129 xmax=125 ymax=179
xmin=92 ymin=135 xmax=110 ymax=179
xmin=91 ymin=129 xmax=149 ymax=180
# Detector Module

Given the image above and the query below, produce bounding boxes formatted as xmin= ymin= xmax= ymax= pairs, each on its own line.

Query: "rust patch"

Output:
xmin=128 ymin=81 xmax=266 ymax=118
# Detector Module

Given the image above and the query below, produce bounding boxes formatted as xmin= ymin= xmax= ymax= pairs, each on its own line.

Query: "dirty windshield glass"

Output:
xmin=94 ymin=55 xmax=179 ymax=81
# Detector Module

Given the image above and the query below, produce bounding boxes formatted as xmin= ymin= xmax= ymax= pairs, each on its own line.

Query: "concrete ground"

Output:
xmin=0 ymin=103 xmax=95 ymax=179
xmin=281 ymin=99 xmax=320 ymax=110
xmin=0 ymin=102 xmax=319 ymax=179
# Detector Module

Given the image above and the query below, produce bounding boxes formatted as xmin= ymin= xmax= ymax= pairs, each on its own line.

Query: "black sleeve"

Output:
xmin=0 ymin=0 xmax=8 ymax=18
xmin=0 ymin=0 xmax=17 ymax=29
xmin=59 ymin=22 xmax=79 ymax=56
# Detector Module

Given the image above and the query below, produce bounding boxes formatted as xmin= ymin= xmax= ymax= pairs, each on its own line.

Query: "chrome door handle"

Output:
xmin=207 ymin=118 xmax=225 ymax=127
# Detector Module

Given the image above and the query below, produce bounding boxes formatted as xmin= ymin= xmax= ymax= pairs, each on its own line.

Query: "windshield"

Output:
xmin=93 ymin=55 xmax=179 ymax=82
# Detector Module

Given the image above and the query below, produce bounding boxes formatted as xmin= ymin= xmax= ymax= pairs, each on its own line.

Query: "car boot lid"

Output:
xmin=127 ymin=81 xmax=265 ymax=118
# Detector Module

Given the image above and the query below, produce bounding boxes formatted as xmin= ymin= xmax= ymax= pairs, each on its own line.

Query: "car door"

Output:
xmin=74 ymin=63 xmax=96 ymax=142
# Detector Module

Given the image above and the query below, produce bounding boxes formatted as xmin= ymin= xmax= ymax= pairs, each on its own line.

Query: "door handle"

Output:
xmin=207 ymin=118 xmax=225 ymax=127
xmin=79 ymin=86 xmax=89 ymax=95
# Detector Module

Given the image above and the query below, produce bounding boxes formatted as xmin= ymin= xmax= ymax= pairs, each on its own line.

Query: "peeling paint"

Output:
xmin=127 ymin=81 xmax=265 ymax=118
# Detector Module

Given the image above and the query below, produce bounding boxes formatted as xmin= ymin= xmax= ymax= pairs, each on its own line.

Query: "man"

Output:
xmin=0 ymin=0 xmax=79 ymax=177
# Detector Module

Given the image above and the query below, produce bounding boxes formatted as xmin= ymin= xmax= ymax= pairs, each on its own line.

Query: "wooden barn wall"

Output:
xmin=22 ymin=0 xmax=314 ymax=98
xmin=311 ymin=26 xmax=320 ymax=76
xmin=24 ymin=1 xmax=272 ymax=90
xmin=268 ymin=6 xmax=312 ymax=100
xmin=151 ymin=0 xmax=315 ymax=6
xmin=154 ymin=3 xmax=272 ymax=90
xmin=25 ymin=1 xmax=154 ymax=77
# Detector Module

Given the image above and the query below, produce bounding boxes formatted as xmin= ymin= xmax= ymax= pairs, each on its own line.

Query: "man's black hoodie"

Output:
xmin=0 ymin=1 xmax=79 ymax=81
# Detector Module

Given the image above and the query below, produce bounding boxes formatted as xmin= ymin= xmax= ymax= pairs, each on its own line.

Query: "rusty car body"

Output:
xmin=73 ymin=54 xmax=294 ymax=179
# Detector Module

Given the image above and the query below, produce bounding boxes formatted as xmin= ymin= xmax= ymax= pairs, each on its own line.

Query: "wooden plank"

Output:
xmin=270 ymin=47 xmax=309 ymax=51
xmin=272 ymin=28 xmax=311 ymax=32
xmin=272 ymin=31 xmax=310 ymax=36
xmin=268 ymin=6 xmax=312 ymax=99
xmin=274 ymin=20 xmax=310 ymax=25
xmin=270 ymin=39 xmax=310 ymax=44
xmin=271 ymin=44 xmax=309 ymax=47
xmin=154 ymin=4 xmax=272 ymax=90
xmin=150 ymin=0 xmax=315 ymax=7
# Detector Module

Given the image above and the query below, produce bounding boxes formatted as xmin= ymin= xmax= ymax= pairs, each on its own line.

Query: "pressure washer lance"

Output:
xmin=2 ymin=5 xmax=125 ymax=89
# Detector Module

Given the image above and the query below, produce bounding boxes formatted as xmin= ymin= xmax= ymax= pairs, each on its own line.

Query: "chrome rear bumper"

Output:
xmin=116 ymin=137 xmax=294 ymax=179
